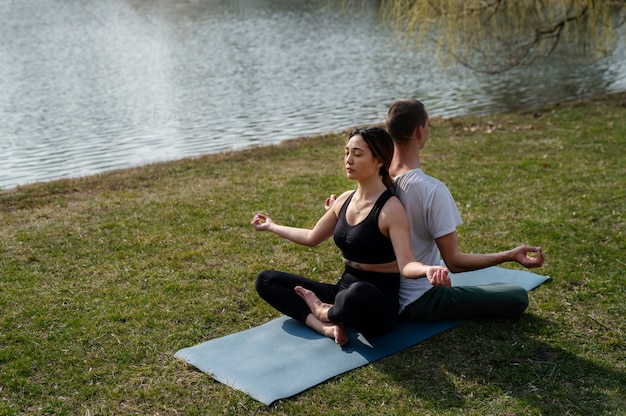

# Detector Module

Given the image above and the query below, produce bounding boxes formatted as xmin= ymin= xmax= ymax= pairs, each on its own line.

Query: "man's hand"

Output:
xmin=324 ymin=194 xmax=337 ymax=211
xmin=512 ymin=245 xmax=544 ymax=268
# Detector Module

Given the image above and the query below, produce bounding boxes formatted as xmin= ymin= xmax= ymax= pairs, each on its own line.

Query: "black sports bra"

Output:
xmin=333 ymin=189 xmax=396 ymax=264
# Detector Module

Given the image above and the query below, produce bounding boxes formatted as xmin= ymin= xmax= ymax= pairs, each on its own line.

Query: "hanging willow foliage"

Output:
xmin=334 ymin=0 xmax=626 ymax=73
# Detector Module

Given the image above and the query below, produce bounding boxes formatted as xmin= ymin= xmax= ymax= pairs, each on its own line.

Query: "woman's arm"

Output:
xmin=382 ymin=198 xmax=451 ymax=286
xmin=251 ymin=191 xmax=351 ymax=247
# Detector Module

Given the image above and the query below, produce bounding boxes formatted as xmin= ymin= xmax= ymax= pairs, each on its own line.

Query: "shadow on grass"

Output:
xmin=376 ymin=314 xmax=625 ymax=415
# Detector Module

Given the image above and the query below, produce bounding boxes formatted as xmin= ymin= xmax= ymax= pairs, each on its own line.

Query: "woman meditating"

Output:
xmin=251 ymin=127 xmax=449 ymax=346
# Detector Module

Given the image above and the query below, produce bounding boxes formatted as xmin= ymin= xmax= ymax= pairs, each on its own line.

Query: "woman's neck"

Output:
xmin=355 ymin=178 xmax=387 ymax=200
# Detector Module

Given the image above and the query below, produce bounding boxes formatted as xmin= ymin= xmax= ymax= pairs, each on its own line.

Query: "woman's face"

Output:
xmin=344 ymin=134 xmax=382 ymax=181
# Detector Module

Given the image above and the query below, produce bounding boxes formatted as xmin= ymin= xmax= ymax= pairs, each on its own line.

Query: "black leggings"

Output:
xmin=255 ymin=268 xmax=399 ymax=336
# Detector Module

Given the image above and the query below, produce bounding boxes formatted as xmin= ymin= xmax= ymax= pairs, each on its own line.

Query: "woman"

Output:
xmin=251 ymin=127 xmax=450 ymax=346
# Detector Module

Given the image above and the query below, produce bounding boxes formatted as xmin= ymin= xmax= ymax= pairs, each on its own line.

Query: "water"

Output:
xmin=1 ymin=0 xmax=625 ymax=190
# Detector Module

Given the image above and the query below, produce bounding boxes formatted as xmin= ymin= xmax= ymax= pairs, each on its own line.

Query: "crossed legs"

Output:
xmin=255 ymin=270 xmax=349 ymax=345
xmin=256 ymin=269 xmax=397 ymax=346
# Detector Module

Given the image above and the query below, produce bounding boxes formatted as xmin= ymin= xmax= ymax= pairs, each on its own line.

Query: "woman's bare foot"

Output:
xmin=305 ymin=314 xmax=349 ymax=346
xmin=331 ymin=323 xmax=349 ymax=346
xmin=294 ymin=286 xmax=332 ymax=323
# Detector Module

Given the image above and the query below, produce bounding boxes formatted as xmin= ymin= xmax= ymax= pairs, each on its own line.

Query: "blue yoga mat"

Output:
xmin=174 ymin=266 xmax=549 ymax=405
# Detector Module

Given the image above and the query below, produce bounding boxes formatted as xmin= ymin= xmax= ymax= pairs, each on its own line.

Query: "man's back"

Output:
xmin=393 ymin=167 xmax=462 ymax=266
xmin=393 ymin=167 xmax=462 ymax=311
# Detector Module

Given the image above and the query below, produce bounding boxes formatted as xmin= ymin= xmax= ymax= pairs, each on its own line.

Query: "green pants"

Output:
xmin=398 ymin=283 xmax=529 ymax=322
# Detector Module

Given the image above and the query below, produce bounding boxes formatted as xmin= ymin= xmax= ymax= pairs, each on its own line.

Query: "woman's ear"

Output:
xmin=414 ymin=126 xmax=422 ymax=141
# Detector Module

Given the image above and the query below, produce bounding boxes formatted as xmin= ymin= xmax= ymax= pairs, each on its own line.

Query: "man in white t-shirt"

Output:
xmin=387 ymin=98 xmax=544 ymax=321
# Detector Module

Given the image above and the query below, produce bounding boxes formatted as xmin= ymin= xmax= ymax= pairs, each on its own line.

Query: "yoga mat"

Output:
xmin=174 ymin=266 xmax=549 ymax=405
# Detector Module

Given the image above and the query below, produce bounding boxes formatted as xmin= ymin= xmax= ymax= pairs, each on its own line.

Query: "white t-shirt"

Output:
xmin=393 ymin=168 xmax=463 ymax=311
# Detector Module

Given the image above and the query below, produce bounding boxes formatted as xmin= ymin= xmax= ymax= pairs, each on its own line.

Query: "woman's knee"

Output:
xmin=341 ymin=282 xmax=380 ymax=305
xmin=254 ymin=270 xmax=275 ymax=294
xmin=334 ymin=282 xmax=395 ymax=333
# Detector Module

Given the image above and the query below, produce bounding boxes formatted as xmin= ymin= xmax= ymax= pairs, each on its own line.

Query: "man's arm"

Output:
xmin=436 ymin=231 xmax=544 ymax=273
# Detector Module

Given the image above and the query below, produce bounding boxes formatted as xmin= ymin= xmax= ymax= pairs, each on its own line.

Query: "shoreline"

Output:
xmin=2 ymin=91 xmax=625 ymax=194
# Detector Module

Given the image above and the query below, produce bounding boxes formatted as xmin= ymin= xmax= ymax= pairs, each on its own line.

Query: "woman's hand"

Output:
xmin=426 ymin=266 xmax=451 ymax=287
xmin=251 ymin=213 xmax=273 ymax=231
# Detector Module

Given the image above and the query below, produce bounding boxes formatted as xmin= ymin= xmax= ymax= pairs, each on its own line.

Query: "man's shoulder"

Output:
xmin=394 ymin=168 xmax=449 ymax=190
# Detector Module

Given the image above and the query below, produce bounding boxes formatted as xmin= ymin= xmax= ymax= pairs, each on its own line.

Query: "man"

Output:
xmin=386 ymin=98 xmax=544 ymax=321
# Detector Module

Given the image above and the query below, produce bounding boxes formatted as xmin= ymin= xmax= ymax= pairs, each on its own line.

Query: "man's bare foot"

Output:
xmin=294 ymin=286 xmax=332 ymax=323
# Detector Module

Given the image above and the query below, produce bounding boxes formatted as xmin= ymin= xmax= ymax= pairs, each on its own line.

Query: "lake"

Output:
xmin=1 ymin=0 xmax=624 ymax=189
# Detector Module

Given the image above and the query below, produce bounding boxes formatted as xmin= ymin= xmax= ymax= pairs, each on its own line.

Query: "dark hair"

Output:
xmin=386 ymin=99 xmax=428 ymax=145
xmin=348 ymin=126 xmax=394 ymax=191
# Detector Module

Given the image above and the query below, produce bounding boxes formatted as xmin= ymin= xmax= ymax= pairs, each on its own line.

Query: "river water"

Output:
xmin=1 ymin=0 xmax=625 ymax=189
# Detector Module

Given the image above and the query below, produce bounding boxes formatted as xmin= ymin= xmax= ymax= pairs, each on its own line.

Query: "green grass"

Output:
xmin=1 ymin=93 xmax=624 ymax=415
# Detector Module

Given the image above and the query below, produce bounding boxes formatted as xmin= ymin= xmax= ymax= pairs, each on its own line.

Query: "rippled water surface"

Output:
xmin=1 ymin=0 xmax=625 ymax=189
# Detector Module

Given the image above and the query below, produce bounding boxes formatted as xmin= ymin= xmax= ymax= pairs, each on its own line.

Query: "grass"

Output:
xmin=1 ymin=92 xmax=625 ymax=415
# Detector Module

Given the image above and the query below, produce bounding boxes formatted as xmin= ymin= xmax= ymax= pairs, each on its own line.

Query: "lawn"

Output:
xmin=1 ymin=93 xmax=624 ymax=415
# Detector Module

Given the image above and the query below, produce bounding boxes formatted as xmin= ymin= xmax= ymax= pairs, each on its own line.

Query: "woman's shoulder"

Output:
xmin=381 ymin=194 xmax=405 ymax=213
xmin=334 ymin=190 xmax=354 ymax=204
xmin=330 ymin=190 xmax=355 ymax=214
xmin=389 ymin=194 xmax=404 ymax=207
xmin=337 ymin=190 xmax=355 ymax=199
xmin=379 ymin=194 xmax=410 ymax=231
